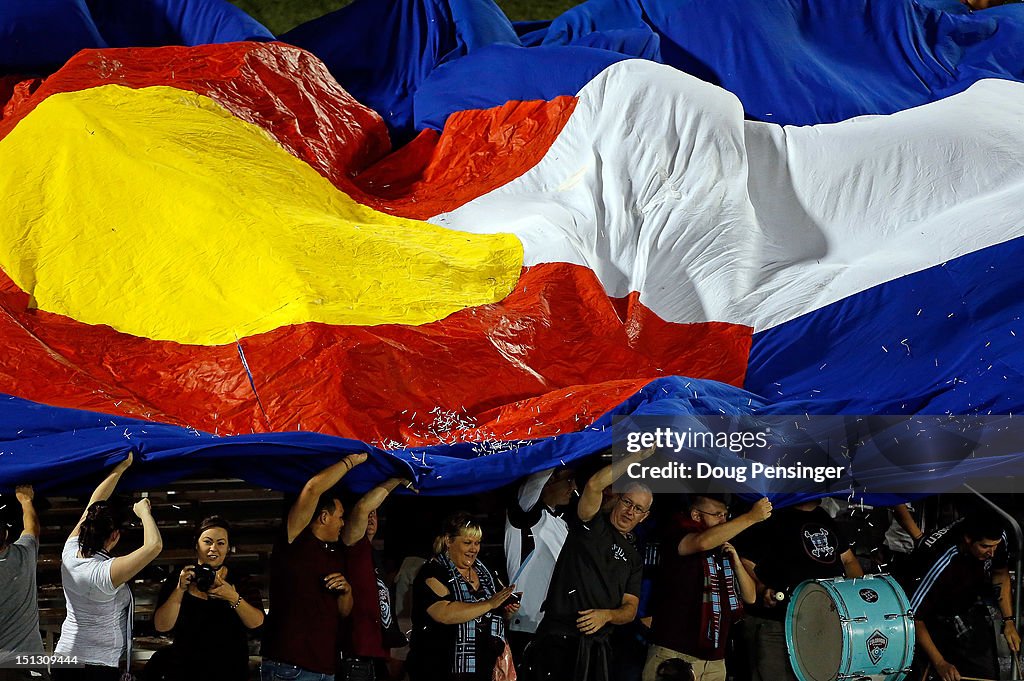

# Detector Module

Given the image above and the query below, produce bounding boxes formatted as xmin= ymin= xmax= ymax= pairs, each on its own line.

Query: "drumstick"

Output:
xmin=959 ymin=676 xmax=1000 ymax=681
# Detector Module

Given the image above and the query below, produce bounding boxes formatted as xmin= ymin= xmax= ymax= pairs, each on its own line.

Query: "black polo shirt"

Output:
xmin=540 ymin=511 xmax=642 ymax=636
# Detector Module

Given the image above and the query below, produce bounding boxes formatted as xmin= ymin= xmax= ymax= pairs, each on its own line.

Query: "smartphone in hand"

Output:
xmin=501 ymin=591 xmax=523 ymax=609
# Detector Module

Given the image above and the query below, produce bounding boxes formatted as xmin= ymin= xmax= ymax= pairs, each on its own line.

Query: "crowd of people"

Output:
xmin=0 ymin=447 xmax=1021 ymax=681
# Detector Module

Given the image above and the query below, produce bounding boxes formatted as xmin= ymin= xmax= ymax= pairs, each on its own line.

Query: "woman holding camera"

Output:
xmin=53 ymin=452 xmax=163 ymax=681
xmin=407 ymin=512 xmax=519 ymax=681
xmin=149 ymin=516 xmax=263 ymax=681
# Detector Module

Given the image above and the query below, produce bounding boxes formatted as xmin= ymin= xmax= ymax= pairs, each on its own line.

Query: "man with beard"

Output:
xmin=643 ymin=496 xmax=770 ymax=681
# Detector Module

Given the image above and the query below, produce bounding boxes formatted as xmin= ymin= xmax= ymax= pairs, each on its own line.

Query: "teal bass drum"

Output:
xmin=785 ymin=574 xmax=915 ymax=681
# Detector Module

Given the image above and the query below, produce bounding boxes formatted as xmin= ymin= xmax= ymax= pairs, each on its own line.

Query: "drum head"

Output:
xmin=789 ymin=584 xmax=844 ymax=681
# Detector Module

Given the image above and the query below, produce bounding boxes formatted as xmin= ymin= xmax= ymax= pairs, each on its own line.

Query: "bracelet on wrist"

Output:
xmin=1003 ymin=615 xmax=1015 ymax=623
xmin=230 ymin=594 xmax=242 ymax=610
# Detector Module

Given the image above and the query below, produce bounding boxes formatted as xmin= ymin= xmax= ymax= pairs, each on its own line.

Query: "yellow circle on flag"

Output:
xmin=0 ymin=85 xmax=523 ymax=346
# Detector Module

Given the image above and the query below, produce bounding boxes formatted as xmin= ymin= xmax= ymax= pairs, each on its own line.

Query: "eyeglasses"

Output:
xmin=694 ymin=509 xmax=729 ymax=519
xmin=617 ymin=496 xmax=650 ymax=515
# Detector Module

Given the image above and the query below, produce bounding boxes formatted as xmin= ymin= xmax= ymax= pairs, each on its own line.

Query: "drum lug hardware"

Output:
xmin=787 ymin=575 xmax=913 ymax=681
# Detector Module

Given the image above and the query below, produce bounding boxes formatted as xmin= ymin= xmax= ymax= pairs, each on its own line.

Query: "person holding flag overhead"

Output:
xmin=261 ymin=453 xmax=367 ymax=681
xmin=337 ymin=477 xmax=413 ymax=681
xmin=643 ymin=495 xmax=768 ymax=681
xmin=504 ymin=466 xmax=577 ymax=661
xmin=523 ymin=447 xmax=655 ymax=681
xmin=0 ymin=485 xmax=46 ymax=681
xmin=54 ymin=452 xmax=163 ymax=681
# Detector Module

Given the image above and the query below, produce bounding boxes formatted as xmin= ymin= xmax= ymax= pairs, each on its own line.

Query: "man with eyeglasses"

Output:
xmin=643 ymin=495 xmax=769 ymax=681
xmin=522 ymin=448 xmax=655 ymax=681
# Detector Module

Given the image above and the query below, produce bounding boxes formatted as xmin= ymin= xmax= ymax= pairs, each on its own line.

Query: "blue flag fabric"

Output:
xmin=283 ymin=0 xmax=1024 ymax=135
xmin=0 ymin=379 xmax=755 ymax=496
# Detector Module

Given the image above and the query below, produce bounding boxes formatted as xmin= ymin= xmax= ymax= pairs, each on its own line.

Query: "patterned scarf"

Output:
xmin=701 ymin=551 xmax=743 ymax=650
xmin=437 ymin=552 xmax=506 ymax=675
xmin=675 ymin=516 xmax=743 ymax=651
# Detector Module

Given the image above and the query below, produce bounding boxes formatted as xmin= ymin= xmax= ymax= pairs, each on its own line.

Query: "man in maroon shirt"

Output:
xmin=337 ymin=477 xmax=411 ymax=681
xmin=643 ymin=496 xmax=769 ymax=681
xmin=261 ymin=453 xmax=367 ymax=681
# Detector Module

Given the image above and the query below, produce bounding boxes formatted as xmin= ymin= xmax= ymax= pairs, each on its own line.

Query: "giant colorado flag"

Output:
xmin=1 ymin=0 xmax=1023 ymax=497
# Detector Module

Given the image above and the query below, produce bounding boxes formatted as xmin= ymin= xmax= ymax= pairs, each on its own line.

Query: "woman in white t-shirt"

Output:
xmin=53 ymin=453 xmax=163 ymax=681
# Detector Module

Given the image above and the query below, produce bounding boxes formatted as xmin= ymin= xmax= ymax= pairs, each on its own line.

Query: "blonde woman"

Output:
xmin=408 ymin=512 xmax=519 ymax=681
